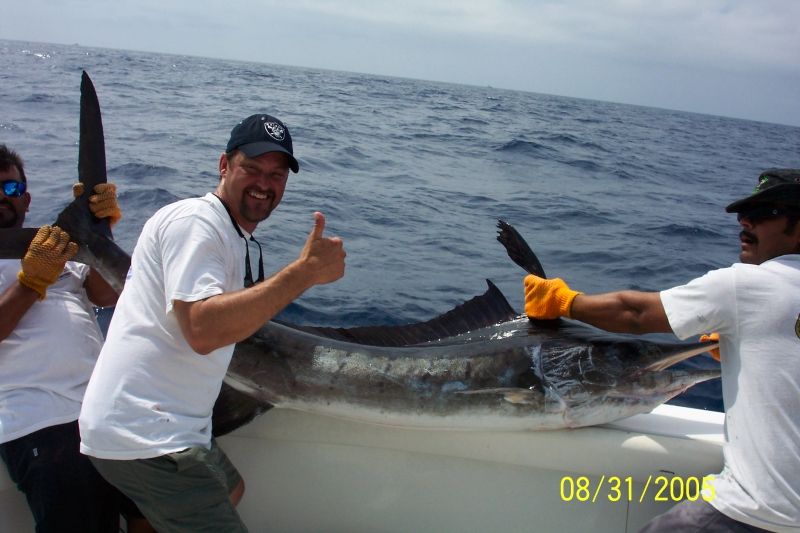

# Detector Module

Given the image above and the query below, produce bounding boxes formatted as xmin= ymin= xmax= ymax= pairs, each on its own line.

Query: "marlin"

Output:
xmin=220 ymin=221 xmax=719 ymax=431
xmin=0 ymin=72 xmax=719 ymax=435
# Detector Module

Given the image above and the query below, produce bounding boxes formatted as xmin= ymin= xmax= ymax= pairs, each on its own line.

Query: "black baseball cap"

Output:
xmin=226 ymin=114 xmax=299 ymax=173
xmin=726 ymin=169 xmax=800 ymax=213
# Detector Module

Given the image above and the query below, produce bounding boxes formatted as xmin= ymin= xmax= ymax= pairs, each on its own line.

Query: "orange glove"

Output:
xmin=73 ymin=182 xmax=122 ymax=227
xmin=700 ymin=333 xmax=721 ymax=362
xmin=18 ymin=225 xmax=79 ymax=299
xmin=524 ymin=274 xmax=582 ymax=319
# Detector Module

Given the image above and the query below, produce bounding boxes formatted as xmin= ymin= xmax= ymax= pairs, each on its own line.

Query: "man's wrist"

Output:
xmin=17 ymin=271 xmax=49 ymax=299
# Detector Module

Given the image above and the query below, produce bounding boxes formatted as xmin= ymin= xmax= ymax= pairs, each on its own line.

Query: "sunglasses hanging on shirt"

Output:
xmin=212 ymin=194 xmax=265 ymax=287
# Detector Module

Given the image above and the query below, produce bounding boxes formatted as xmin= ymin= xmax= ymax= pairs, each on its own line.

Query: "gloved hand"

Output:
xmin=17 ymin=225 xmax=79 ymax=299
xmin=73 ymin=182 xmax=122 ymax=227
xmin=524 ymin=274 xmax=582 ymax=319
xmin=700 ymin=332 xmax=721 ymax=362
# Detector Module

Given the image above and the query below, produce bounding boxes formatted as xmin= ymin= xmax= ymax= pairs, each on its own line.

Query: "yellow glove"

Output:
xmin=73 ymin=182 xmax=122 ymax=227
xmin=524 ymin=274 xmax=582 ymax=319
xmin=17 ymin=225 xmax=79 ymax=299
xmin=700 ymin=333 xmax=721 ymax=362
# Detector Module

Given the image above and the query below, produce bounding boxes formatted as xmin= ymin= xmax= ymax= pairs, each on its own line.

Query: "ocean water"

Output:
xmin=3 ymin=39 xmax=799 ymax=412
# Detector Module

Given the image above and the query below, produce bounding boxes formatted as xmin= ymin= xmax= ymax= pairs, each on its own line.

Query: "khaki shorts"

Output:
xmin=90 ymin=439 xmax=246 ymax=533
xmin=639 ymin=499 xmax=773 ymax=533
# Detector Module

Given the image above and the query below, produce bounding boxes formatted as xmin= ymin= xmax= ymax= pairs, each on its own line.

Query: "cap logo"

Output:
xmin=264 ymin=121 xmax=285 ymax=141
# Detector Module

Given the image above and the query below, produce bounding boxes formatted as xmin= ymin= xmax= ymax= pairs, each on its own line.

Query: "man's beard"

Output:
xmin=238 ymin=191 xmax=276 ymax=225
xmin=0 ymin=200 xmax=21 ymax=228
xmin=239 ymin=203 xmax=274 ymax=224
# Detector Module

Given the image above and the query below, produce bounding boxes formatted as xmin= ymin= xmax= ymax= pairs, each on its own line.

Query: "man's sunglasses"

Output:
xmin=737 ymin=205 xmax=800 ymax=223
xmin=2 ymin=179 xmax=27 ymax=198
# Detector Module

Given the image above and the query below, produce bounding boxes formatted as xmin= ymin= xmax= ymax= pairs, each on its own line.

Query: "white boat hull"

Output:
xmin=1 ymin=404 xmax=724 ymax=532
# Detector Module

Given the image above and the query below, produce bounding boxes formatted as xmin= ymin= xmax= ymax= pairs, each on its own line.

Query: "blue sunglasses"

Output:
xmin=2 ymin=179 xmax=27 ymax=198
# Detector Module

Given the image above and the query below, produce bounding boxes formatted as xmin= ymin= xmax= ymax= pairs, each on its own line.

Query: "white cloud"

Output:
xmin=3 ymin=0 xmax=799 ymax=125
xmin=268 ymin=0 xmax=800 ymax=73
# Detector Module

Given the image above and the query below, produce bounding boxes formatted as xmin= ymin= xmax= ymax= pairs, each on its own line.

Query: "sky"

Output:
xmin=3 ymin=0 xmax=800 ymax=127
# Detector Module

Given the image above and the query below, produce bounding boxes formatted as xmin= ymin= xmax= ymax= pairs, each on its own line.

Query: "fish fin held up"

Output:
xmin=0 ymin=72 xmax=112 ymax=260
xmin=282 ymin=279 xmax=518 ymax=347
xmin=496 ymin=220 xmax=547 ymax=277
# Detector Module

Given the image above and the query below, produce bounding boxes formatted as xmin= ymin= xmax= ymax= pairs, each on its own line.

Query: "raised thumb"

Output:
xmin=309 ymin=212 xmax=326 ymax=240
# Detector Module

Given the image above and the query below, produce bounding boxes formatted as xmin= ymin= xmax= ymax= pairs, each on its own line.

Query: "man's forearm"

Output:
xmin=569 ymin=290 xmax=672 ymax=334
xmin=173 ymin=259 xmax=315 ymax=355
xmin=85 ymin=268 xmax=120 ymax=308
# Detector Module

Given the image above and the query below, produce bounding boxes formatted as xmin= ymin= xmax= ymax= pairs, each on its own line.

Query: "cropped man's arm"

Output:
xmin=570 ymin=291 xmax=672 ymax=334
xmin=84 ymin=268 xmax=120 ymax=308
xmin=1 ymin=226 xmax=79 ymax=340
xmin=0 ymin=282 xmax=39 ymax=341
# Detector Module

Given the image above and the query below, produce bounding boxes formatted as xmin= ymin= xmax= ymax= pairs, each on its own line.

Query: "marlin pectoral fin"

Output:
xmin=456 ymin=387 xmax=541 ymax=405
xmin=496 ymin=220 xmax=547 ymax=277
xmin=643 ymin=341 xmax=720 ymax=372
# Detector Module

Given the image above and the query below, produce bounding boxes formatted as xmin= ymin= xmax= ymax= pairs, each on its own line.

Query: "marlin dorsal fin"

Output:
xmin=281 ymin=280 xmax=518 ymax=347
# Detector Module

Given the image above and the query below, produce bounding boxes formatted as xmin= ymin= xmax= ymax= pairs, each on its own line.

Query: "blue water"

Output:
xmin=4 ymin=39 xmax=800 ymax=412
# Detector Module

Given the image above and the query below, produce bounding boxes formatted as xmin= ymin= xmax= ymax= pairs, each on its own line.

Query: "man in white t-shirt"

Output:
xmin=522 ymin=169 xmax=800 ymax=532
xmin=0 ymin=144 xmax=150 ymax=532
xmin=79 ymin=114 xmax=347 ymax=532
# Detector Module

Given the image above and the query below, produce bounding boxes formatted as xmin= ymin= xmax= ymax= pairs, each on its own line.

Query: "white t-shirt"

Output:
xmin=660 ymin=255 xmax=800 ymax=532
xmin=79 ymin=193 xmax=246 ymax=459
xmin=0 ymin=260 xmax=104 ymax=444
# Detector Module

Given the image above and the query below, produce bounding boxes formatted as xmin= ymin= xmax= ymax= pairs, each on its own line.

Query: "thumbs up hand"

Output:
xmin=299 ymin=212 xmax=346 ymax=286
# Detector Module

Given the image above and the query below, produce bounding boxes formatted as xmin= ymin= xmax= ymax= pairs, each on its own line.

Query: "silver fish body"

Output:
xmin=225 ymin=309 xmax=718 ymax=431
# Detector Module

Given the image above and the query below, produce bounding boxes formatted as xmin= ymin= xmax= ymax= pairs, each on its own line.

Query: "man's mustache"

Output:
xmin=740 ymin=230 xmax=758 ymax=244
